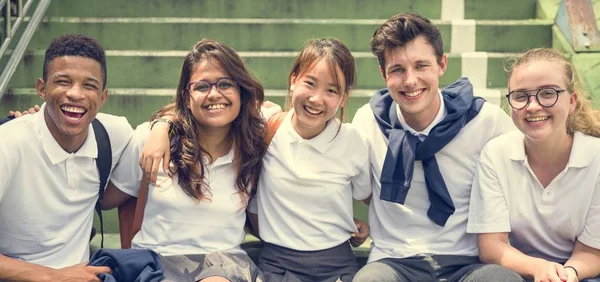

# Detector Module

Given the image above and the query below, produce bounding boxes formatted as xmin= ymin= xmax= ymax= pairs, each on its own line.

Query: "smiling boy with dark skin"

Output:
xmin=0 ymin=35 xmax=133 ymax=282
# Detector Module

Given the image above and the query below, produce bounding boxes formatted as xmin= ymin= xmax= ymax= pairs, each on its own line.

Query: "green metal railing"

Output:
xmin=0 ymin=0 xmax=51 ymax=99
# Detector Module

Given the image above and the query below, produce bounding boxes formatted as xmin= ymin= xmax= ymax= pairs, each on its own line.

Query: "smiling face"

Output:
xmin=509 ymin=60 xmax=577 ymax=142
xmin=381 ymin=35 xmax=447 ymax=130
xmin=37 ymin=56 xmax=107 ymax=152
xmin=187 ymin=58 xmax=241 ymax=134
xmin=289 ymin=58 xmax=348 ymax=139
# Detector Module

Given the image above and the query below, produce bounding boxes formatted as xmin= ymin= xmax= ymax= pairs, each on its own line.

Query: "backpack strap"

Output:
xmin=265 ymin=112 xmax=286 ymax=145
xmin=92 ymin=118 xmax=112 ymax=249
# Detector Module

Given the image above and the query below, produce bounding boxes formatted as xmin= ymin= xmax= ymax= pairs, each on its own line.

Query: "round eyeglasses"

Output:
xmin=505 ymin=88 xmax=566 ymax=110
xmin=187 ymin=78 xmax=238 ymax=96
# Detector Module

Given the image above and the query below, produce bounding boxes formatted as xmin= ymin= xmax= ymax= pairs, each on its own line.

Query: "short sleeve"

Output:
xmin=0 ymin=147 xmax=13 ymax=202
xmin=577 ymin=177 xmax=600 ymax=249
xmin=467 ymin=143 xmax=512 ymax=234
xmin=348 ymin=127 xmax=372 ymax=201
xmin=247 ymin=195 xmax=258 ymax=214
xmin=109 ymin=122 xmax=151 ymax=197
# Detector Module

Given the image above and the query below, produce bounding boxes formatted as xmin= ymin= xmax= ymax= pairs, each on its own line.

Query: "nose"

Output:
xmin=65 ymin=84 xmax=85 ymax=101
xmin=205 ymin=84 xmax=221 ymax=99
xmin=403 ymin=69 xmax=418 ymax=88
xmin=308 ymin=91 xmax=325 ymax=105
xmin=525 ymin=95 xmax=542 ymax=112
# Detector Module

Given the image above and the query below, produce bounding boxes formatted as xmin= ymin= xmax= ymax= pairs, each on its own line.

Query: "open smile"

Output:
xmin=60 ymin=105 xmax=87 ymax=123
xmin=303 ymin=105 xmax=323 ymax=116
xmin=400 ymin=89 xmax=425 ymax=100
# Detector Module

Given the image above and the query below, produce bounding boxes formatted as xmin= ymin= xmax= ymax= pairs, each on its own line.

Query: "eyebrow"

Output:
xmin=306 ymin=75 xmax=339 ymax=88
xmin=54 ymin=73 xmax=101 ymax=85
xmin=511 ymin=84 xmax=562 ymax=91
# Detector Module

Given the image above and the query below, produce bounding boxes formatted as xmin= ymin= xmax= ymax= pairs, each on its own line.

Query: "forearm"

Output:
xmin=565 ymin=241 xmax=600 ymax=279
xmin=479 ymin=236 xmax=546 ymax=279
xmin=0 ymin=254 xmax=54 ymax=282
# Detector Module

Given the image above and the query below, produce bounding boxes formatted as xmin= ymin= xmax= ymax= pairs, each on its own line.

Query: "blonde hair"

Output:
xmin=507 ymin=48 xmax=600 ymax=137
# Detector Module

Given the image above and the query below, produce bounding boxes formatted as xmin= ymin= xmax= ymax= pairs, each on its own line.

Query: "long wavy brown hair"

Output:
xmin=155 ymin=39 xmax=267 ymax=204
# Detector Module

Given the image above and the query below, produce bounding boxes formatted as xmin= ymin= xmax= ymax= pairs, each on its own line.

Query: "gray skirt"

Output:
xmin=160 ymin=251 xmax=264 ymax=282
xmin=258 ymin=241 xmax=359 ymax=282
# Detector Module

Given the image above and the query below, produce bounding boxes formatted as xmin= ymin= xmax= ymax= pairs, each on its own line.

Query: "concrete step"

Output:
xmin=46 ymin=0 xmax=537 ymax=20
xmin=7 ymin=50 xmax=517 ymax=91
xmin=1 ymin=87 xmax=506 ymax=128
xmin=28 ymin=17 xmax=552 ymax=53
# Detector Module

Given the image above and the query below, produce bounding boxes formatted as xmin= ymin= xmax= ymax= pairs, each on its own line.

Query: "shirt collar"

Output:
xmin=396 ymin=90 xmax=446 ymax=139
xmin=509 ymin=131 xmax=589 ymax=168
xmin=282 ymin=110 xmax=338 ymax=153
xmin=35 ymin=103 xmax=98 ymax=164
xmin=210 ymin=147 xmax=235 ymax=167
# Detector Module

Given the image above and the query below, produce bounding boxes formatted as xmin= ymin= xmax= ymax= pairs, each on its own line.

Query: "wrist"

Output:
xmin=150 ymin=118 xmax=174 ymax=135
xmin=564 ymin=265 xmax=579 ymax=280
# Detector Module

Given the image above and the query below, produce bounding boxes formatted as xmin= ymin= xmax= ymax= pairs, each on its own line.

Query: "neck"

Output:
xmin=197 ymin=125 xmax=232 ymax=159
xmin=401 ymin=93 xmax=441 ymax=132
xmin=291 ymin=113 xmax=326 ymax=139
xmin=44 ymin=109 xmax=87 ymax=153
xmin=525 ymin=132 xmax=573 ymax=169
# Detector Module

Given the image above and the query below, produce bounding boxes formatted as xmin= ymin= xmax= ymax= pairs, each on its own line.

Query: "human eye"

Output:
xmin=194 ymin=82 xmax=210 ymax=92
xmin=416 ymin=64 xmax=428 ymax=70
xmin=55 ymin=79 xmax=70 ymax=86
xmin=539 ymin=89 xmax=557 ymax=99
xmin=303 ymin=80 xmax=315 ymax=87
xmin=512 ymin=91 xmax=529 ymax=102
xmin=217 ymin=79 xmax=235 ymax=89
xmin=327 ymin=88 xmax=339 ymax=95
xmin=390 ymin=67 xmax=404 ymax=73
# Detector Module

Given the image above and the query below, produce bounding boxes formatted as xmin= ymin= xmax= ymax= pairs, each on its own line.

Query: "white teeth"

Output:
xmin=304 ymin=106 xmax=322 ymax=115
xmin=526 ymin=116 xmax=549 ymax=122
xmin=404 ymin=90 xmax=423 ymax=97
xmin=60 ymin=105 xmax=85 ymax=113
xmin=206 ymin=104 xmax=226 ymax=110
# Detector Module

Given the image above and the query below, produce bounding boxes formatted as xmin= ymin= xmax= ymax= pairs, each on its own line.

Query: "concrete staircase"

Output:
xmin=0 ymin=0 xmax=569 ymax=250
xmin=2 ymin=0 xmax=556 ymax=127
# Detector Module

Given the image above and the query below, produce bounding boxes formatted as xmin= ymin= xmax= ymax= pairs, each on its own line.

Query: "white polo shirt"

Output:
xmin=352 ymin=98 xmax=515 ymax=263
xmin=0 ymin=104 xmax=133 ymax=268
xmin=253 ymin=111 xmax=372 ymax=251
xmin=111 ymin=122 xmax=247 ymax=256
xmin=467 ymin=131 xmax=600 ymax=262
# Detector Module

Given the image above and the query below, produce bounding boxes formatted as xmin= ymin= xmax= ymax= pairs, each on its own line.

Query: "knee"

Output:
xmin=466 ymin=264 xmax=523 ymax=282
xmin=353 ymin=262 xmax=400 ymax=282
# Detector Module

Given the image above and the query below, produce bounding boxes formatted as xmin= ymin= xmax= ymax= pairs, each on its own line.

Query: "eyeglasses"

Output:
xmin=187 ymin=78 xmax=238 ymax=96
xmin=505 ymin=88 xmax=566 ymax=110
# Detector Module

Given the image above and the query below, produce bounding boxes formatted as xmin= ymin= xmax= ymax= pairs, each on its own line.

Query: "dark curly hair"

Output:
xmin=43 ymin=34 xmax=107 ymax=88
xmin=156 ymin=39 xmax=267 ymax=204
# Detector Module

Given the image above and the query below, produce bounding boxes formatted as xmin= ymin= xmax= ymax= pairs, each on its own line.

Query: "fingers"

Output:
xmin=150 ymin=157 xmax=161 ymax=184
xmin=162 ymin=151 xmax=170 ymax=173
xmin=86 ymin=265 xmax=112 ymax=275
xmin=13 ymin=111 xmax=23 ymax=117
xmin=554 ymin=264 xmax=568 ymax=282
xmin=33 ymin=105 xmax=41 ymax=112
xmin=8 ymin=110 xmax=15 ymax=117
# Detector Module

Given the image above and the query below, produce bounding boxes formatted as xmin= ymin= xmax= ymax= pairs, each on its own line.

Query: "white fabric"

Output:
xmin=352 ymin=101 xmax=515 ymax=263
xmin=255 ymin=111 xmax=372 ymax=251
xmin=111 ymin=122 xmax=247 ymax=256
xmin=0 ymin=104 xmax=132 ymax=268
xmin=396 ymin=91 xmax=446 ymax=141
xmin=467 ymin=131 xmax=600 ymax=262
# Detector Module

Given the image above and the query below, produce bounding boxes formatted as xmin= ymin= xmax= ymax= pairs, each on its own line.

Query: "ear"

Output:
xmin=289 ymin=75 xmax=297 ymax=91
xmin=100 ymin=88 xmax=108 ymax=107
xmin=438 ymin=54 xmax=448 ymax=76
xmin=340 ymin=91 xmax=350 ymax=108
xmin=569 ymin=91 xmax=578 ymax=115
xmin=36 ymin=78 xmax=46 ymax=100
xmin=379 ymin=65 xmax=386 ymax=81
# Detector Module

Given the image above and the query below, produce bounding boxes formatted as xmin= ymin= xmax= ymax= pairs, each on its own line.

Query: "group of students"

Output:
xmin=0 ymin=11 xmax=599 ymax=282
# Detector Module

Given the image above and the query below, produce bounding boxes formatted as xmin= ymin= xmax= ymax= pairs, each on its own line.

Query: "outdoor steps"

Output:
xmin=45 ymin=0 xmax=537 ymax=20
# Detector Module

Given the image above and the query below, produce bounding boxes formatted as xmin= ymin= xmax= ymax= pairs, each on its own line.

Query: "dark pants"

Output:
xmin=353 ymin=255 xmax=524 ymax=282
xmin=258 ymin=241 xmax=359 ymax=282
